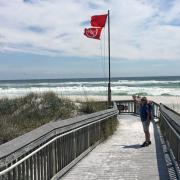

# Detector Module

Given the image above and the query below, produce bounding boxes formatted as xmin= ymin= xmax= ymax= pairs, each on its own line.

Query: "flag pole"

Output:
xmin=108 ymin=10 xmax=111 ymax=107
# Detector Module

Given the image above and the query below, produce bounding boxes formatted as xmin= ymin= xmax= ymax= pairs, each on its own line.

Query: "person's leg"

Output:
xmin=145 ymin=120 xmax=151 ymax=144
xmin=141 ymin=121 xmax=151 ymax=147
xmin=147 ymin=120 xmax=151 ymax=142
xmin=145 ymin=131 xmax=150 ymax=142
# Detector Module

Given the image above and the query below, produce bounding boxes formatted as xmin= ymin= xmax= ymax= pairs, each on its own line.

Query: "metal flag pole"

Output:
xmin=107 ymin=10 xmax=111 ymax=107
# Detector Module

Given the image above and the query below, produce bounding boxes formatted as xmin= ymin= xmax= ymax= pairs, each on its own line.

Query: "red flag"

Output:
xmin=84 ymin=27 xmax=103 ymax=40
xmin=91 ymin=14 xmax=107 ymax=27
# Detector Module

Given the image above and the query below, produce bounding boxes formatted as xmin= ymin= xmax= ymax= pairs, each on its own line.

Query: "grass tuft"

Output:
xmin=0 ymin=92 xmax=77 ymax=142
xmin=101 ymin=117 xmax=119 ymax=140
xmin=79 ymin=100 xmax=107 ymax=114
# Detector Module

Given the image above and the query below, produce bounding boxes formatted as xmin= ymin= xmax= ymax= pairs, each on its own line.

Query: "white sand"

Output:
xmin=65 ymin=95 xmax=180 ymax=112
xmin=64 ymin=95 xmax=180 ymax=104
xmin=1 ymin=94 xmax=180 ymax=112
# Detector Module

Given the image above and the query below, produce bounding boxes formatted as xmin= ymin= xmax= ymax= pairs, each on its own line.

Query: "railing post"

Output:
xmin=134 ymin=101 xmax=136 ymax=114
xmin=178 ymin=140 xmax=180 ymax=166
xmin=87 ymin=126 xmax=90 ymax=148
xmin=99 ymin=121 xmax=101 ymax=141
xmin=73 ymin=131 xmax=76 ymax=159
xmin=51 ymin=142 xmax=56 ymax=177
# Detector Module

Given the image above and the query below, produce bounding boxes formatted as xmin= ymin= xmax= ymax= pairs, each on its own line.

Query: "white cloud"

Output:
xmin=0 ymin=0 xmax=180 ymax=60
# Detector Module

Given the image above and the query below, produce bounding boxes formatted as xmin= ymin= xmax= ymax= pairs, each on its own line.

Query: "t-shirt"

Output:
xmin=140 ymin=104 xmax=149 ymax=122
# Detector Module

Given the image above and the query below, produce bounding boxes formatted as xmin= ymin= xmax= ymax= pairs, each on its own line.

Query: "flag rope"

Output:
xmin=100 ymin=27 xmax=108 ymax=98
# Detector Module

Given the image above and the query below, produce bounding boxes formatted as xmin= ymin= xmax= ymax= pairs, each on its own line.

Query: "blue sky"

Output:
xmin=0 ymin=0 xmax=180 ymax=80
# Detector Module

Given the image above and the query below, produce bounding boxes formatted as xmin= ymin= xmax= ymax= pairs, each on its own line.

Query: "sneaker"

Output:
xmin=141 ymin=141 xmax=149 ymax=147
xmin=148 ymin=141 xmax=151 ymax=145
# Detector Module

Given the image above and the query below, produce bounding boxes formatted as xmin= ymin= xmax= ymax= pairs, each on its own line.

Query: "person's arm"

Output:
xmin=132 ymin=95 xmax=141 ymax=104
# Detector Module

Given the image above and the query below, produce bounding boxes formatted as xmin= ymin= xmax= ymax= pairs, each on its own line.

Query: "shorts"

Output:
xmin=142 ymin=120 xmax=150 ymax=132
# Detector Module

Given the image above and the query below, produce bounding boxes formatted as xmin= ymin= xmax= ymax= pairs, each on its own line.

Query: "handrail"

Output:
xmin=0 ymin=105 xmax=118 ymax=179
xmin=0 ymin=107 xmax=117 ymax=165
xmin=0 ymin=112 xmax=117 ymax=176
xmin=160 ymin=103 xmax=180 ymax=133
xmin=115 ymin=100 xmax=160 ymax=118
xmin=159 ymin=103 xmax=180 ymax=172
xmin=160 ymin=109 xmax=180 ymax=141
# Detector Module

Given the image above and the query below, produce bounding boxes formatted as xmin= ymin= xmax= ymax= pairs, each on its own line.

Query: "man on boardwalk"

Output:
xmin=132 ymin=96 xmax=152 ymax=147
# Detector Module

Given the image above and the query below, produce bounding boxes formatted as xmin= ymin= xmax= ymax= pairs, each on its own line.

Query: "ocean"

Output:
xmin=0 ymin=76 xmax=180 ymax=98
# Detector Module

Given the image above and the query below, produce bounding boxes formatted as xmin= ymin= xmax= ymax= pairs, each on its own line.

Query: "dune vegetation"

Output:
xmin=0 ymin=92 xmax=118 ymax=143
xmin=0 ymin=92 xmax=78 ymax=142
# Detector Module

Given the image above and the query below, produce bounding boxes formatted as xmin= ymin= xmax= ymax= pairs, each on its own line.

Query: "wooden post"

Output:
xmin=108 ymin=10 xmax=111 ymax=108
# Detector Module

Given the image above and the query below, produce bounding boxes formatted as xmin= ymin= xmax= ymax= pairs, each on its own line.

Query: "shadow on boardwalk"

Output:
xmin=122 ymin=144 xmax=141 ymax=149
xmin=62 ymin=115 xmax=172 ymax=180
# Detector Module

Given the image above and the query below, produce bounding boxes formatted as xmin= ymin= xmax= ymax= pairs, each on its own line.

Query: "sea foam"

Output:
xmin=0 ymin=78 xmax=180 ymax=98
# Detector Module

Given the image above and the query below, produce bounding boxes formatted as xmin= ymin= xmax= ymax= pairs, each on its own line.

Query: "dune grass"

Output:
xmin=79 ymin=100 xmax=107 ymax=114
xmin=0 ymin=93 xmax=118 ymax=143
xmin=79 ymin=99 xmax=118 ymax=140
xmin=0 ymin=92 xmax=77 ymax=142
xmin=101 ymin=116 xmax=119 ymax=140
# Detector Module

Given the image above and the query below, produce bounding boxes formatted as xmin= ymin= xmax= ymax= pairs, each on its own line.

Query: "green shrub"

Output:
xmin=101 ymin=117 xmax=119 ymax=140
xmin=0 ymin=92 xmax=77 ymax=142
xmin=80 ymin=100 xmax=107 ymax=114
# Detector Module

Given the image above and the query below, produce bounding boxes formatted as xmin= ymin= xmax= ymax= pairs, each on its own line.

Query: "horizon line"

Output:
xmin=0 ymin=75 xmax=180 ymax=81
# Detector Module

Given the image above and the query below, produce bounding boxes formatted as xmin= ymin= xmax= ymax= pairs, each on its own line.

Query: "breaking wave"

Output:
xmin=0 ymin=77 xmax=180 ymax=98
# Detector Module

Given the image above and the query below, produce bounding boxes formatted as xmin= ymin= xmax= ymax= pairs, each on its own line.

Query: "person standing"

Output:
xmin=139 ymin=97 xmax=151 ymax=147
xmin=132 ymin=95 xmax=152 ymax=147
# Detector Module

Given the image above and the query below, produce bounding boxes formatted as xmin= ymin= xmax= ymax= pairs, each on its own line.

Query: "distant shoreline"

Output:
xmin=0 ymin=75 xmax=180 ymax=82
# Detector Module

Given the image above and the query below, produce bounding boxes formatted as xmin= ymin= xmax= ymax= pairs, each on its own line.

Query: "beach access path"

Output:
xmin=61 ymin=115 xmax=170 ymax=180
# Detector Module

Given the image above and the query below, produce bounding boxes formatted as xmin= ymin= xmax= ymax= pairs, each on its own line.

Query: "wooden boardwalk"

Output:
xmin=61 ymin=115 xmax=170 ymax=180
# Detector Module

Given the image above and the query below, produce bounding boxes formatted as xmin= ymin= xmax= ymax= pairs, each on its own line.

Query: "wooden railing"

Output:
xmin=0 ymin=106 xmax=118 ymax=180
xmin=159 ymin=103 xmax=180 ymax=176
xmin=115 ymin=100 xmax=159 ymax=118
xmin=115 ymin=100 xmax=180 ymax=177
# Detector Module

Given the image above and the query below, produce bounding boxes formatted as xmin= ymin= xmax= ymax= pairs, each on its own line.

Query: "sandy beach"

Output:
xmin=65 ymin=95 xmax=180 ymax=112
xmin=1 ymin=93 xmax=179 ymax=112
xmin=65 ymin=95 xmax=180 ymax=104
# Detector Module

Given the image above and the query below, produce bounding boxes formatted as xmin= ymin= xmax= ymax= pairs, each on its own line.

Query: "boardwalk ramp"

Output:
xmin=62 ymin=115 xmax=171 ymax=180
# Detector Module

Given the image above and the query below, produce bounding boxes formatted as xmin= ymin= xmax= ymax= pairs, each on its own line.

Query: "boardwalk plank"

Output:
xmin=62 ymin=115 xmax=170 ymax=180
